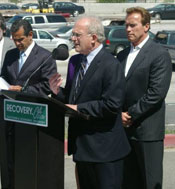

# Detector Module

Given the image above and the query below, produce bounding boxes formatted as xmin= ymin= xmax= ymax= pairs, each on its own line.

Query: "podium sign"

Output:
xmin=4 ymin=99 xmax=48 ymax=127
xmin=0 ymin=90 xmax=89 ymax=189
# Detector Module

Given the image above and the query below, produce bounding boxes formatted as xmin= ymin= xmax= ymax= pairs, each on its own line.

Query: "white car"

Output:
xmin=33 ymin=29 xmax=72 ymax=52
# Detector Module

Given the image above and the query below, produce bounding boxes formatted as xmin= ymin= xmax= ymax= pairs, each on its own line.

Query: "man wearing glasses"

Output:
xmin=49 ymin=16 xmax=130 ymax=189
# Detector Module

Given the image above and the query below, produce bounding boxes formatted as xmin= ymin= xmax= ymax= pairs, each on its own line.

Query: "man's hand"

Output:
xmin=49 ymin=73 xmax=63 ymax=95
xmin=9 ymin=85 xmax=22 ymax=92
xmin=66 ymin=104 xmax=77 ymax=111
xmin=122 ymin=112 xmax=132 ymax=127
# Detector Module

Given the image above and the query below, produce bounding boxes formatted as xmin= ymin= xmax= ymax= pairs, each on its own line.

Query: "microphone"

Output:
xmin=52 ymin=47 xmax=69 ymax=60
xmin=21 ymin=47 xmax=69 ymax=92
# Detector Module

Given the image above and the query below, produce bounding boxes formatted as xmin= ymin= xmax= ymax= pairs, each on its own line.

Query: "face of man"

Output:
xmin=71 ymin=18 xmax=95 ymax=55
xmin=125 ymin=12 xmax=150 ymax=47
xmin=12 ymin=26 xmax=33 ymax=52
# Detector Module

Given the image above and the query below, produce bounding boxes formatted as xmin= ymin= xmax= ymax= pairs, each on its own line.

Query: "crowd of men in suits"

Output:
xmin=0 ymin=6 xmax=172 ymax=189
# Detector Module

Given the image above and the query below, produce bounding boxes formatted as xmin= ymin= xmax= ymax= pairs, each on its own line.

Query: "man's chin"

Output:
xmin=74 ymin=46 xmax=80 ymax=52
xmin=17 ymin=46 xmax=24 ymax=51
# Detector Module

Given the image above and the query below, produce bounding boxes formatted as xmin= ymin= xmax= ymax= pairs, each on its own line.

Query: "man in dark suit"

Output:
xmin=117 ymin=7 xmax=172 ymax=189
xmin=1 ymin=19 xmax=57 ymax=95
xmin=1 ymin=19 xmax=57 ymax=189
xmin=49 ymin=16 xmax=130 ymax=189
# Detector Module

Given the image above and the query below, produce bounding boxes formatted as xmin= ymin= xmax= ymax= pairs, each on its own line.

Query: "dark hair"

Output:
xmin=10 ymin=19 xmax=32 ymax=36
xmin=126 ymin=7 xmax=151 ymax=26
xmin=0 ymin=13 xmax=6 ymax=31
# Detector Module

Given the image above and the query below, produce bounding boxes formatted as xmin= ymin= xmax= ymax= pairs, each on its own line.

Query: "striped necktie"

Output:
xmin=73 ymin=55 xmax=87 ymax=102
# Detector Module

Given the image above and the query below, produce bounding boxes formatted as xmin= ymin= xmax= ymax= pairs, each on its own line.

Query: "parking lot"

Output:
xmin=1 ymin=6 xmax=175 ymax=188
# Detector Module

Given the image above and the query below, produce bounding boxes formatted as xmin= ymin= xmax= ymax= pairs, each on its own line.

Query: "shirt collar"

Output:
xmin=86 ymin=44 xmax=103 ymax=64
xmin=130 ymin=35 xmax=149 ymax=51
xmin=22 ymin=40 xmax=35 ymax=56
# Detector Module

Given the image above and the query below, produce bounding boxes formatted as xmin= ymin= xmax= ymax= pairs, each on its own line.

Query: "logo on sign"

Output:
xmin=4 ymin=99 xmax=48 ymax=127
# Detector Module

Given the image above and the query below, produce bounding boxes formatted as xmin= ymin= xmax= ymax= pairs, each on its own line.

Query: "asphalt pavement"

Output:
xmin=65 ymin=149 xmax=175 ymax=189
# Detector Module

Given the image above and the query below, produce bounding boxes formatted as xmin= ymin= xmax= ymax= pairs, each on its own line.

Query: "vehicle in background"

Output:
xmin=104 ymin=25 xmax=155 ymax=55
xmin=6 ymin=13 xmax=67 ymax=32
xmin=33 ymin=29 xmax=73 ymax=52
xmin=53 ymin=2 xmax=85 ymax=17
xmin=21 ymin=3 xmax=39 ymax=10
xmin=21 ymin=3 xmax=70 ymax=18
xmin=154 ymin=30 xmax=175 ymax=63
xmin=102 ymin=19 xmax=125 ymax=26
xmin=0 ymin=3 xmax=25 ymax=20
xmin=147 ymin=4 xmax=175 ymax=20
xmin=49 ymin=25 xmax=74 ymax=49
xmin=104 ymin=26 xmax=128 ymax=55
xmin=49 ymin=25 xmax=73 ymax=39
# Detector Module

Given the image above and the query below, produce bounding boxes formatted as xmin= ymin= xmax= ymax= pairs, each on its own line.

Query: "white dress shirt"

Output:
xmin=19 ymin=40 xmax=35 ymax=69
xmin=125 ymin=35 xmax=149 ymax=77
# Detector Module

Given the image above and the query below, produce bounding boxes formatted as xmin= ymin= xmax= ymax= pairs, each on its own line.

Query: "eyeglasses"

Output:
xmin=71 ymin=32 xmax=91 ymax=38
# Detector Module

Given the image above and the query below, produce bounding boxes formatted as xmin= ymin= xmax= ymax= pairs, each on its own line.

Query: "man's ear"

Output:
xmin=91 ymin=34 xmax=98 ymax=43
xmin=28 ymin=31 xmax=33 ymax=38
xmin=144 ymin=23 xmax=150 ymax=33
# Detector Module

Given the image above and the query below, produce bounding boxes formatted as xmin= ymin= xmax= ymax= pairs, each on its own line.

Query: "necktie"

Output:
xmin=73 ymin=56 xmax=87 ymax=102
xmin=19 ymin=51 xmax=25 ymax=73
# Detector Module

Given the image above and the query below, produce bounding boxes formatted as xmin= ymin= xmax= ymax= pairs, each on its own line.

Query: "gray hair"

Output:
xmin=76 ymin=15 xmax=105 ymax=43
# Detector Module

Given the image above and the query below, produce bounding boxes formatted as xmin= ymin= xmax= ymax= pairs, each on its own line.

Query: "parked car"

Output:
xmin=53 ymin=2 xmax=85 ymax=17
xmin=21 ymin=3 xmax=39 ymax=10
xmin=104 ymin=26 xmax=129 ymax=55
xmin=33 ymin=29 xmax=73 ymax=52
xmin=6 ymin=13 xmax=67 ymax=31
xmin=49 ymin=25 xmax=73 ymax=39
xmin=102 ymin=19 xmax=125 ymax=26
xmin=147 ymin=4 xmax=175 ymax=20
xmin=0 ymin=3 xmax=24 ymax=20
xmin=104 ymin=25 xmax=155 ymax=55
xmin=154 ymin=30 xmax=175 ymax=63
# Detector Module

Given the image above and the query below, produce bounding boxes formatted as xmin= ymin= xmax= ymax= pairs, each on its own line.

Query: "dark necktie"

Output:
xmin=73 ymin=56 xmax=87 ymax=102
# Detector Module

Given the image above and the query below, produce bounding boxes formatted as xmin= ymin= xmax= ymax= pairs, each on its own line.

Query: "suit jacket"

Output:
xmin=1 ymin=43 xmax=57 ymax=96
xmin=0 ymin=37 xmax=15 ymax=73
xmin=57 ymin=48 xmax=130 ymax=162
xmin=117 ymin=38 xmax=172 ymax=141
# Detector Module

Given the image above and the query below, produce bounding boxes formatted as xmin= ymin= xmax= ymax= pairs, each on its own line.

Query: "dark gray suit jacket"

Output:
xmin=0 ymin=37 xmax=15 ymax=73
xmin=117 ymin=38 xmax=172 ymax=141
xmin=1 ymin=43 xmax=57 ymax=96
xmin=56 ymin=48 xmax=130 ymax=162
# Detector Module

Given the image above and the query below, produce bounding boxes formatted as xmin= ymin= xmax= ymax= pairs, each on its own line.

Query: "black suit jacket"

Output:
xmin=1 ymin=43 xmax=57 ymax=96
xmin=57 ymin=48 xmax=130 ymax=162
xmin=117 ymin=38 xmax=172 ymax=141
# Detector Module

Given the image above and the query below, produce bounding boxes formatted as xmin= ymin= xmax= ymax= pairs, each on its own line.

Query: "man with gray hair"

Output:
xmin=49 ymin=16 xmax=130 ymax=189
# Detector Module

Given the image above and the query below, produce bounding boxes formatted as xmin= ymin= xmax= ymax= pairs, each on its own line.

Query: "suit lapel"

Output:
xmin=69 ymin=48 xmax=104 ymax=103
xmin=121 ymin=48 xmax=130 ymax=70
xmin=69 ymin=55 xmax=83 ymax=103
xmin=126 ymin=39 xmax=152 ymax=81
xmin=18 ymin=44 xmax=38 ymax=77
xmin=9 ymin=49 xmax=20 ymax=79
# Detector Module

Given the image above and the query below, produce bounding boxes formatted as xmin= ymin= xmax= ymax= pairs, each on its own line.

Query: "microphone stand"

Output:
xmin=21 ymin=54 xmax=52 ymax=92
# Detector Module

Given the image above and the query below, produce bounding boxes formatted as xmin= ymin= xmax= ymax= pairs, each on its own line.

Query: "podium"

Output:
xmin=0 ymin=90 xmax=88 ymax=189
